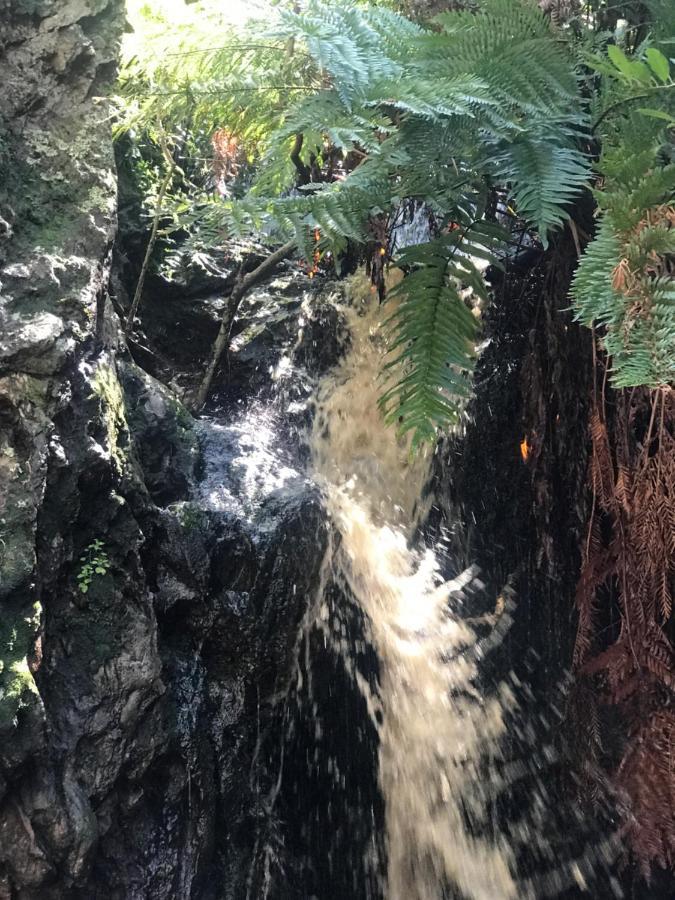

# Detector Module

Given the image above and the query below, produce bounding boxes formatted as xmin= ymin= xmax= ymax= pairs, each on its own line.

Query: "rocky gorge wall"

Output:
xmin=0 ymin=5 xmax=333 ymax=897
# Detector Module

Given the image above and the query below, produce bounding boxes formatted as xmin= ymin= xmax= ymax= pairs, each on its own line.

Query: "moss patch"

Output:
xmin=0 ymin=601 xmax=41 ymax=728
xmin=92 ymin=363 xmax=129 ymax=474
xmin=171 ymin=501 xmax=209 ymax=532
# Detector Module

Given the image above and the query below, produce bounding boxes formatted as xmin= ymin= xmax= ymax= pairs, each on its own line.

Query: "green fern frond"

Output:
xmin=432 ymin=0 xmax=579 ymax=112
xmin=274 ymin=90 xmax=394 ymax=155
xmin=494 ymin=138 xmax=590 ymax=242
xmin=379 ymin=221 xmax=506 ymax=449
xmin=571 ymin=218 xmax=621 ymax=328
xmin=364 ymin=74 xmax=499 ymax=122
xmin=277 ymin=3 xmax=403 ymax=108
xmin=191 ymin=169 xmax=395 ymax=253
xmin=572 ymin=214 xmax=675 ymax=388
xmin=572 ymin=46 xmax=674 ymax=392
xmin=598 ymin=163 xmax=675 ymax=231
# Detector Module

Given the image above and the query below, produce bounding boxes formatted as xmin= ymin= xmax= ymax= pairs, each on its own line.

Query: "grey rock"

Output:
xmin=0 ymin=310 xmax=74 ymax=375
xmin=0 ymin=4 xmax=336 ymax=899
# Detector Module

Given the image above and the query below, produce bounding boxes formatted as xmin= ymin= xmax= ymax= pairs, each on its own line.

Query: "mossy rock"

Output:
xmin=0 ymin=600 xmax=40 ymax=728
xmin=170 ymin=501 xmax=209 ymax=533
xmin=92 ymin=361 xmax=130 ymax=475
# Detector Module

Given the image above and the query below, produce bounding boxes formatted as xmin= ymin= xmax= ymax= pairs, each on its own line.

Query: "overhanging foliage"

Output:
xmin=117 ymin=0 xmax=673 ymax=445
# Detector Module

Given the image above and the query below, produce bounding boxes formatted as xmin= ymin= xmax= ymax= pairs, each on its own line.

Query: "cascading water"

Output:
xmin=214 ymin=273 xmax=619 ymax=899
xmin=306 ymin=281 xmax=518 ymax=899
xmin=252 ymin=273 xmax=621 ymax=900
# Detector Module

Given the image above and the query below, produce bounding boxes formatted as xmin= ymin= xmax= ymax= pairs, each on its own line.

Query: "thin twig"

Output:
xmin=640 ymin=388 xmax=660 ymax=471
xmin=162 ymin=42 xmax=289 ymax=57
xmin=592 ymin=83 xmax=675 ymax=132
xmin=655 ymin=388 xmax=666 ymax=484
xmin=125 ymin=127 xmax=175 ymax=335
xmin=192 ymin=239 xmax=296 ymax=410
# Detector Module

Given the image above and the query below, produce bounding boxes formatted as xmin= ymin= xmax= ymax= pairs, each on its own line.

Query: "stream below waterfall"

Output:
xmin=193 ymin=274 xmax=620 ymax=900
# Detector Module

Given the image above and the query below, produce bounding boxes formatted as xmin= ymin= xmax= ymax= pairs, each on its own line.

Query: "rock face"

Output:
xmin=0 ymin=5 xmax=334 ymax=898
xmin=1 ymin=7 xmax=127 ymax=892
xmin=0 ymin=0 xmax=123 ymax=643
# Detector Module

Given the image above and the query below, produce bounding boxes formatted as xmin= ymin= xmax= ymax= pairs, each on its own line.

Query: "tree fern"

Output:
xmin=249 ymin=0 xmax=590 ymax=240
xmin=119 ymin=0 xmax=593 ymax=444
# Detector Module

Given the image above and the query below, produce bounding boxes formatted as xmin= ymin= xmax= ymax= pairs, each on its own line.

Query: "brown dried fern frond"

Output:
xmin=573 ymin=384 xmax=675 ymax=877
xmin=617 ymin=709 xmax=675 ymax=879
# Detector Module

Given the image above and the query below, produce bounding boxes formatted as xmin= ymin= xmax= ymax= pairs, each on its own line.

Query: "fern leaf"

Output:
xmin=494 ymin=138 xmax=590 ymax=243
xmin=379 ymin=222 xmax=504 ymax=448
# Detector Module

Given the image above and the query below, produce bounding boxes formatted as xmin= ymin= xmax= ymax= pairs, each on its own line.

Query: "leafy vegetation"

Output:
xmin=379 ymin=219 xmax=507 ymax=449
xmin=118 ymin=0 xmax=592 ymax=444
xmin=77 ymin=540 xmax=112 ymax=595
xmin=573 ymin=38 xmax=675 ymax=388
xmin=115 ymin=0 xmax=675 ymax=878
xmin=0 ymin=601 xmax=40 ymax=728
xmin=117 ymin=0 xmax=673 ymax=445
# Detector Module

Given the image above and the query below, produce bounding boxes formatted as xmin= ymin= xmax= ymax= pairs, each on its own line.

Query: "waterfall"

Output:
xmin=305 ymin=277 xmax=517 ymax=899
xmin=240 ymin=273 xmax=619 ymax=900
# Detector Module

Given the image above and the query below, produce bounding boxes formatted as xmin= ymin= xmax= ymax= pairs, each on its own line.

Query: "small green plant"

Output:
xmin=77 ymin=540 xmax=112 ymax=594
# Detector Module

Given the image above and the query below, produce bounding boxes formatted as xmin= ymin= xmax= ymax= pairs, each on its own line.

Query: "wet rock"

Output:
xmin=0 ymin=4 xmax=340 ymax=898
xmin=119 ymin=361 xmax=199 ymax=506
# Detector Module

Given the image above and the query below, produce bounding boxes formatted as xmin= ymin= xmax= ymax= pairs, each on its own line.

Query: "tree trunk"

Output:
xmin=191 ymin=240 xmax=296 ymax=411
